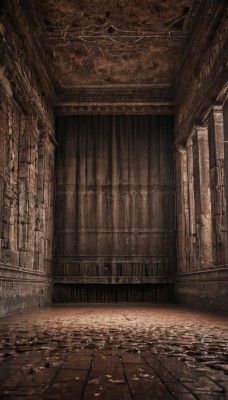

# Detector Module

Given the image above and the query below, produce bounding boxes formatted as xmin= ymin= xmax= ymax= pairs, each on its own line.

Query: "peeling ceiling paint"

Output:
xmin=33 ymin=0 xmax=194 ymax=88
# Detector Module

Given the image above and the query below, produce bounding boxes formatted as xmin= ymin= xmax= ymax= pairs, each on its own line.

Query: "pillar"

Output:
xmin=193 ymin=125 xmax=213 ymax=268
xmin=176 ymin=145 xmax=188 ymax=273
xmin=186 ymin=137 xmax=197 ymax=270
xmin=224 ymin=101 xmax=228 ymax=264
xmin=208 ymin=105 xmax=227 ymax=266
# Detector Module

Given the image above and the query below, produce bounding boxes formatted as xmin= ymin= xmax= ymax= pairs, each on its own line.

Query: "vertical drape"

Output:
xmin=55 ymin=114 xmax=175 ymax=259
xmin=54 ymin=114 xmax=175 ymax=301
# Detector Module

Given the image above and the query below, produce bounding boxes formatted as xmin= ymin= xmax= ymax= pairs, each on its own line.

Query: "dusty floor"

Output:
xmin=0 ymin=305 xmax=228 ymax=399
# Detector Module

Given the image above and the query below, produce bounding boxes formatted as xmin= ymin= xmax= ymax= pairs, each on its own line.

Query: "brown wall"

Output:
xmin=0 ymin=89 xmax=55 ymax=315
xmin=0 ymin=1 xmax=55 ymax=315
xmin=54 ymin=115 xmax=176 ymax=302
xmin=174 ymin=0 xmax=228 ymax=311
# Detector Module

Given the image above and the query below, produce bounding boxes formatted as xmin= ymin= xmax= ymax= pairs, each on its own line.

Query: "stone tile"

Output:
xmin=2 ymin=397 xmax=39 ymax=400
xmin=157 ymin=355 xmax=198 ymax=381
xmin=0 ymin=305 xmax=227 ymax=399
xmin=0 ymin=367 xmax=20 ymax=383
xmin=124 ymin=363 xmax=175 ymax=399
xmin=122 ymin=354 xmax=144 ymax=364
xmin=165 ymin=382 xmax=192 ymax=393
xmin=53 ymin=369 xmax=87 ymax=383
xmin=83 ymin=383 xmax=132 ymax=400
xmin=17 ymin=366 xmax=61 ymax=387
xmin=42 ymin=381 xmax=85 ymax=399
xmin=183 ymin=377 xmax=224 ymax=393
xmin=143 ymin=354 xmax=177 ymax=382
xmin=195 ymin=395 xmax=228 ymax=400
xmin=173 ymin=394 xmax=197 ymax=400
xmin=88 ymin=354 xmax=125 ymax=386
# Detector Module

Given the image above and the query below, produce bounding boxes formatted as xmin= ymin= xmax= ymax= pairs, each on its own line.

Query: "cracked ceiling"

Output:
xmin=32 ymin=0 xmax=195 ymax=91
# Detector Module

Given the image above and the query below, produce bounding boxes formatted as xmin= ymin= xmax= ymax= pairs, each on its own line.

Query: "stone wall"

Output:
xmin=0 ymin=1 xmax=55 ymax=315
xmin=1 ymin=0 xmax=227 ymax=312
xmin=175 ymin=0 xmax=228 ymax=311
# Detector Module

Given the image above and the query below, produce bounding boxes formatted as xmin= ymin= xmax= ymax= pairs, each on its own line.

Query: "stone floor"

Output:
xmin=0 ymin=305 xmax=228 ymax=399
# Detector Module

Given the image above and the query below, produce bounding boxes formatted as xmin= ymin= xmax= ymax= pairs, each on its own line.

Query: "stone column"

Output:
xmin=186 ymin=136 xmax=197 ymax=270
xmin=0 ymin=92 xmax=7 ymax=261
xmin=176 ymin=145 xmax=188 ymax=273
xmin=36 ymin=131 xmax=55 ymax=275
xmin=224 ymin=101 xmax=228 ymax=264
xmin=193 ymin=125 xmax=213 ymax=268
xmin=208 ymin=105 xmax=227 ymax=266
xmin=1 ymin=104 xmax=20 ymax=266
xmin=35 ymin=133 xmax=45 ymax=271
xmin=18 ymin=116 xmax=38 ymax=269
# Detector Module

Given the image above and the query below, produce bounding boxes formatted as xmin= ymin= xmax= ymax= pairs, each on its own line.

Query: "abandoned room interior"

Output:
xmin=0 ymin=0 xmax=228 ymax=398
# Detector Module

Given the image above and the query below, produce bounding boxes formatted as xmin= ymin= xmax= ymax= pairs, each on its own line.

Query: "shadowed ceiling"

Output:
xmin=33 ymin=0 xmax=195 ymax=90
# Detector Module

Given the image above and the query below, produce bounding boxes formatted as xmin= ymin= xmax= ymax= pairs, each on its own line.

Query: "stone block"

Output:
xmin=19 ymin=250 xmax=34 ymax=269
xmin=39 ymin=253 xmax=44 ymax=271
xmin=18 ymin=223 xmax=28 ymax=250
xmin=0 ymin=276 xmax=52 ymax=316
xmin=34 ymin=230 xmax=39 ymax=251
xmin=2 ymin=206 xmax=10 ymax=223
xmin=2 ymin=222 xmax=9 ymax=240
xmin=9 ymin=223 xmax=17 ymax=249
xmin=1 ymin=248 xmax=19 ymax=266
xmin=1 ymin=238 xmax=9 ymax=249
xmin=33 ymin=251 xmax=39 ymax=270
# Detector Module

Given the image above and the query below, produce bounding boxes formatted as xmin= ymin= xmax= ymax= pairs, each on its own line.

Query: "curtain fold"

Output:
xmin=54 ymin=114 xmax=175 ymax=272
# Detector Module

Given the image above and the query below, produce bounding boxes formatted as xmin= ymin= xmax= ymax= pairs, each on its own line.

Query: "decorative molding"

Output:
xmin=57 ymin=85 xmax=174 ymax=101
xmin=175 ymin=3 xmax=228 ymax=143
xmin=176 ymin=266 xmax=228 ymax=282
xmin=53 ymin=276 xmax=174 ymax=285
xmin=57 ymin=102 xmax=174 ymax=115
xmin=0 ymin=263 xmax=52 ymax=281
xmin=56 ymin=85 xmax=174 ymax=114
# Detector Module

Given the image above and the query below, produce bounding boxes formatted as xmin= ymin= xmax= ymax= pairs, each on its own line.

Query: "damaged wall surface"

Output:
xmin=175 ymin=0 xmax=228 ymax=310
xmin=0 ymin=0 xmax=227 ymax=314
xmin=0 ymin=1 xmax=55 ymax=315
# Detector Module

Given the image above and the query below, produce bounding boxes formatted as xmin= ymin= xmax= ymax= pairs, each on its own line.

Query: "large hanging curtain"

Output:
xmin=54 ymin=115 xmax=175 ymax=301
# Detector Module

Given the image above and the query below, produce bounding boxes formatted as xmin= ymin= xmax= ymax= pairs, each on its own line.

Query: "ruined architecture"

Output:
xmin=0 ymin=1 xmax=228 ymax=399
xmin=0 ymin=0 xmax=228 ymax=315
